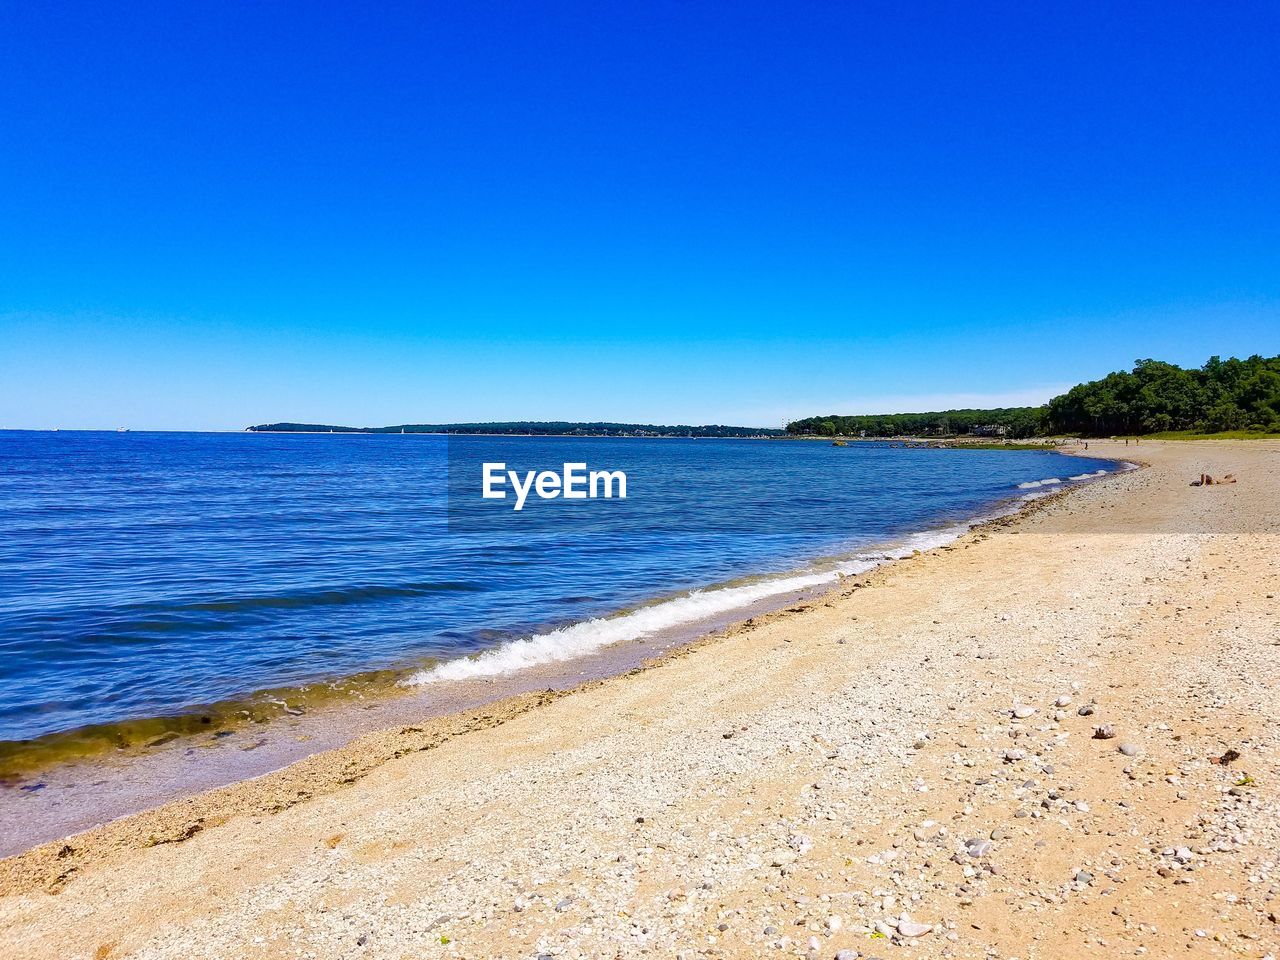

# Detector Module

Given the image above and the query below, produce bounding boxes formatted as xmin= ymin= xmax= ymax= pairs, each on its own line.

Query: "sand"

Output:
xmin=1 ymin=439 xmax=1277 ymax=960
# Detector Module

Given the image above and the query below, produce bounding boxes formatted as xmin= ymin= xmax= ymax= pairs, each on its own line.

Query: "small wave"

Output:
xmin=405 ymin=573 xmax=837 ymax=684
xmin=1019 ymin=466 xmax=1109 ymax=489
xmin=405 ymin=520 xmax=977 ymax=686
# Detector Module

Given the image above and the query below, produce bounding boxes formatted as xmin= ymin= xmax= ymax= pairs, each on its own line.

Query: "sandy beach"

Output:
xmin=2 ymin=439 xmax=1277 ymax=960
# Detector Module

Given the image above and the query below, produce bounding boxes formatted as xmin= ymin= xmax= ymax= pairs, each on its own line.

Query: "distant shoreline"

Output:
xmin=245 ymin=420 xmax=788 ymax=438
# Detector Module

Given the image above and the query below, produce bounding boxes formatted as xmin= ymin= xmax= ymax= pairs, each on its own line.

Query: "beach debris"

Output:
xmin=1092 ymin=724 xmax=1116 ymax=739
xmin=1211 ymin=748 xmax=1242 ymax=765
xmin=896 ymin=918 xmax=934 ymax=938
xmin=966 ymin=838 xmax=993 ymax=857
xmin=1190 ymin=473 xmax=1238 ymax=486
xmin=1162 ymin=846 xmax=1195 ymax=865
xmin=787 ymin=832 xmax=813 ymax=854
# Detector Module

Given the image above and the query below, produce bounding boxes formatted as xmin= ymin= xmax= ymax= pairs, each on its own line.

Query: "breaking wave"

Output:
xmin=404 ymin=522 xmax=976 ymax=685
xmin=1018 ymin=468 xmax=1107 ymax=489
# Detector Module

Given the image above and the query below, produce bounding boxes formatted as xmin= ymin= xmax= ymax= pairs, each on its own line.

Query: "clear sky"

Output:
xmin=2 ymin=1 xmax=1277 ymax=430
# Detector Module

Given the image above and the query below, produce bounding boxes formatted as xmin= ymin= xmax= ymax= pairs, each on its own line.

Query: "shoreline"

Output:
xmin=0 ymin=448 xmax=1129 ymax=859
xmin=0 ymin=446 xmax=1126 ymax=874
xmin=4 ymin=439 xmax=1275 ymax=960
xmin=2 ymin=438 xmax=1106 ymax=761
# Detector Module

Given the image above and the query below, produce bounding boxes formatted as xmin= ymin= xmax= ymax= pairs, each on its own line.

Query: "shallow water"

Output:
xmin=0 ymin=431 xmax=1116 ymax=756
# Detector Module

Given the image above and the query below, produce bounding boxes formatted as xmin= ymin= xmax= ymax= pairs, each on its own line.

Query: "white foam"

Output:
xmin=1017 ymin=477 xmax=1063 ymax=489
xmin=404 ymin=482 xmax=1080 ymax=689
xmin=405 ymin=570 xmax=837 ymax=684
xmin=404 ymin=522 xmax=982 ymax=687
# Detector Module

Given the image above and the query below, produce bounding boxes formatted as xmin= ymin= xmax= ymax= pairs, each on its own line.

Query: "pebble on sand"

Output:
xmin=896 ymin=919 xmax=934 ymax=938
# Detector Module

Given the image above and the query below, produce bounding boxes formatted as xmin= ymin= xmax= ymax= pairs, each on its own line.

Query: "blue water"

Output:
xmin=0 ymin=431 xmax=1115 ymax=745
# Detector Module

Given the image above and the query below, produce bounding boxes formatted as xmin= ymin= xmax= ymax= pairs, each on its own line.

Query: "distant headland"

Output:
xmin=250 ymin=355 xmax=1280 ymax=443
xmin=246 ymin=421 xmax=786 ymax=438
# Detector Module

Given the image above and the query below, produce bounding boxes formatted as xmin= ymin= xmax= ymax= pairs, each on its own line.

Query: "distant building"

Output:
xmin=971 ymin=424 xmax=1008 ymax=437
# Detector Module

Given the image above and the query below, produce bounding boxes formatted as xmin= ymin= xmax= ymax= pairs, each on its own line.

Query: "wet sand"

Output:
xmin=1 ymin=439 xmax=1277 ymax=960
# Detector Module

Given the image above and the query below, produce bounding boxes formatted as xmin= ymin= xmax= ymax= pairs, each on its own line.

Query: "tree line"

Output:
xmin=786 ymin=354 xmax=1280 ymax=438
xmin=785 ymin=407 xmax=1047 ymax=439
xmin=248 ymin=421 xmax=787 ymax=438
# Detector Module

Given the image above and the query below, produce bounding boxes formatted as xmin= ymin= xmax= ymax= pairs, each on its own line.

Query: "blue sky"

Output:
xmin=2 ymin=1 xmax=1277 ymax=430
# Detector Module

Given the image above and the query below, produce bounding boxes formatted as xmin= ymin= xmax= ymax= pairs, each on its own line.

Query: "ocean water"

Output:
xmin=0 ymin=431 xmax=1116 ymax=753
